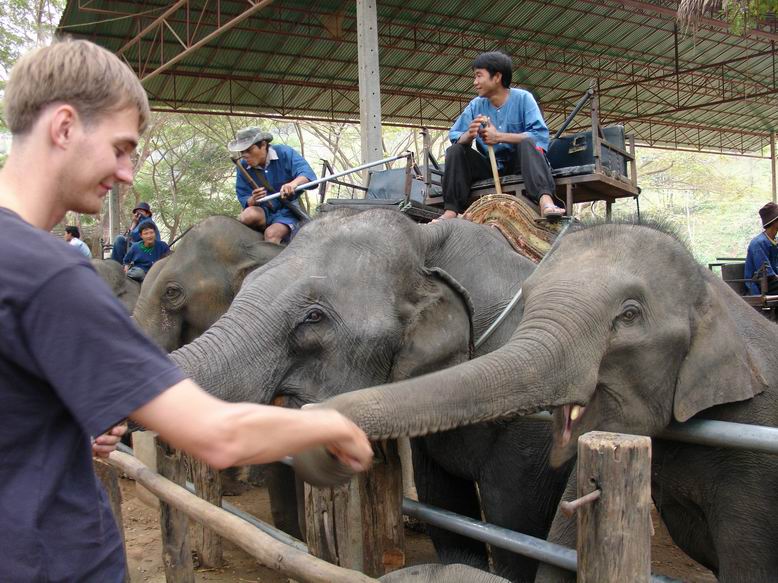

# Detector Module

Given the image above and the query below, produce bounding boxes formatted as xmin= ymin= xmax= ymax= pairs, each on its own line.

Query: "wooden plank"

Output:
xmin=189 ymin=456 xmax=223 ymax=568
xmin=94 ymin=459 xmax=131 ymax=583
xmin=108 ymin=451 xmax=377 ymax=583
xmin=576 ymin=431 xmax=651 ymax=583
xmin=155 ymin=439 xmax=195 ymax=583
xmin=305 ymin=440 xmax=405 ymax=577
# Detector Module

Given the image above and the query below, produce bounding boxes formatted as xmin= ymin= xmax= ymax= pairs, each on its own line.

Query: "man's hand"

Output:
xmin=320 ymin=411 xmax=373 ymax=472
xmin=478 ymin=121 xmax=503 ymax=145
xmin=249 ymin=187 xmax=267 ymax=206
xmin=459 ymin=115 xmax=488 ymax=145
xmin=123 ymin=264 xmax=129 ymax=273
xmin=279 ymin=182 xmax=296 ymax=200
xmin=92 ymin=422 xmax=128 ymax=458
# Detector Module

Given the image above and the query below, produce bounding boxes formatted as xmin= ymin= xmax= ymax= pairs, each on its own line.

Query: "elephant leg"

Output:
xmin=534 ymin=468 xmax=577 ymax=583
xmin=412 ymin=438 xmax=489 ymax=570
xmin=653 ymin=494 xmax=717 ymax=574
xmin=266 ymin=462 xmax=304 ymax=540
xmin=480 ymin=431 xmax=573 ymax=582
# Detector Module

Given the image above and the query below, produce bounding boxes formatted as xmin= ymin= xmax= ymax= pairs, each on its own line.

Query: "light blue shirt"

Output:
xmin=68 ymin=237 xmax=92 ymax=258
xmin=449 ymin=88 xmax=550 ymax=171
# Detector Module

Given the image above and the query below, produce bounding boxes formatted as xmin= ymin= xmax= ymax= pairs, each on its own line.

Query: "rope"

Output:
xmin=474 ymin=217 xmax=575 ymax=349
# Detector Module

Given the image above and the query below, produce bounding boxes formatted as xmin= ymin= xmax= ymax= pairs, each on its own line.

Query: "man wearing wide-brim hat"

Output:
xmin=228 ymin=127 xmax=316 ymax=244
xmin=110 ymin=200 xmax=161 ymax=263
xmin=745 ymin=202 xmax=778 ymax=295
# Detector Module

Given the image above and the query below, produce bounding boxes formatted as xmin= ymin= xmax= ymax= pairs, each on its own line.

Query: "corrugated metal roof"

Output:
xmin=58 ymin=0 xmax=778 ymax=156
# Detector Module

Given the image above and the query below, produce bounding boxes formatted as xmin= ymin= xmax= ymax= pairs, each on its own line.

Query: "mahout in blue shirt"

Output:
xmin=449 ymin=88 xmax=550 ymax=171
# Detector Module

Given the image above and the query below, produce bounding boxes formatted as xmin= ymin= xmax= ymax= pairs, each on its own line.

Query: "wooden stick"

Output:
xmin=107 ymin=451 xmax=377 ymax=583
xmin=484 ymin=118 xmax=503 ymax=195
xmin=230 ymin=156 xmax=261 ymax=190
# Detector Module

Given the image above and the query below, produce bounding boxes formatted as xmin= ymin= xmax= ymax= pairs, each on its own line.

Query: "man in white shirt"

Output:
xmin=64 ymin=225 xmax=92 ymax=258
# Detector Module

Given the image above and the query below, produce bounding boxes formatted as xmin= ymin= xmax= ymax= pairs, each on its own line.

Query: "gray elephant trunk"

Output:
xmin=322 ymin=319 xmax=595 ymax=441
xmin=170 ymin=306 xmax=285 ymax=404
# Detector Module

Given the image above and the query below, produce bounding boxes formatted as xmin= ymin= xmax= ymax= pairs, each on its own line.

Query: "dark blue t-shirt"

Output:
xmin=0 ymin=208 xmax=186 ymax=581
xmin=122 ymin=239 xmax=170 ymax=272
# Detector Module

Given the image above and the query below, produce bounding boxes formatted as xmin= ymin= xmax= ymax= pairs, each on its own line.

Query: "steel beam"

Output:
xmin=770 ymin=131 xmax=777 ymax=202
xmin=356 ymin=0 xmax=383 ymax=171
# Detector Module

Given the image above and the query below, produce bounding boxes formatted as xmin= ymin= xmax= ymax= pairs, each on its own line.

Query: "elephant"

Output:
xmin=296 ymin=219 xmax=778 ymax=583
xmin=133 ymin=215 xmax=283 ymax=352
xmin=130 ymin=215 xmax=289 ymax=519
xmin=91 ymin=258 xmax=140 ymax=314
xmin=168 ymin=208 xmax=573 ymax=582
xmin=379 ymin=563 xmax=510 ymax=583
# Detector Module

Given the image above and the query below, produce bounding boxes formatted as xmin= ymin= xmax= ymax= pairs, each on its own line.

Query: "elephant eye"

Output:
xmin=618 ymin=304 xmax=641 ymax=325
xmin=303 ymin=308 xmax=324 ymax=324
xmin=163 ymin=284 xmax=185 ymax=307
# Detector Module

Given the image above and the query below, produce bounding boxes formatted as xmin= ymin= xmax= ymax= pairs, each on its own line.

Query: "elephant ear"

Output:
xmin=231 ymin=241 xmax=284 ymax=292
xmin=390 ymin=267 xmax=475 ymax=381
xmin=674 ymin=279 xmax=767 ymax=422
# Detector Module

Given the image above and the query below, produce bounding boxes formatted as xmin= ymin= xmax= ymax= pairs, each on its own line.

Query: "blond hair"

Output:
xmin=3 ymin=38 xmax=150 ymax=136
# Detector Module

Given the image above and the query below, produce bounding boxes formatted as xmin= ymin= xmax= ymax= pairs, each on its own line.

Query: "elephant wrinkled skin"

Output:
xmin=302 ymin=221 xmax=778 ymax=583
xmin=170 ymin=209 xmax=572 ymax=582
xmin=91 ymin=258 xmax=140 ymax=314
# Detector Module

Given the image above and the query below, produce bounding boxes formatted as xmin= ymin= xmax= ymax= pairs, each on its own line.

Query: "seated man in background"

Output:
xmin=110 ymin=201 xmax=160 ymax=262
xmin=228 ymin=127 xmax=316 ymax=244
xmin=745 ymin=202 xmax=778 ymax=295
xmin=123 ymin=220 xmax=170 ymax=281
xmin=439 ymin=51 xmax=565 ymax=220
xmin=64 ymin=225 xmax=92 ymax=258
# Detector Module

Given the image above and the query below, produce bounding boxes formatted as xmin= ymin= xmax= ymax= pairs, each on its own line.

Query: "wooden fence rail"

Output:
xmin=107 ymin=451 xmax=377 ymax=583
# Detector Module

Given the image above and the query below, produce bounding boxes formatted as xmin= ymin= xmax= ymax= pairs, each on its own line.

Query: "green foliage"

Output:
xmin=678 ymin=0 xmax=778 ymax=35
xmin=0 ymin=0 xmax=65 ymax=131
xmin=598 ymin=148 xmax=774 ymax=267
xmin=723 ymin=0 xmax=778 ymax=34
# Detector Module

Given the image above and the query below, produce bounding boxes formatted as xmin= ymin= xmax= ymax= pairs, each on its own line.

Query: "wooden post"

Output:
xmin=156 ymin=439 xmax=195 ymax=583
xmin=576 ymin=431 xmax=651 ymax=583
xmin=305 ymin=440 xmax=405 ymax=577
xmin=94 ymin=459 xmax=131 ymax=583
xmin=132 ymin=431 xmax=160 ymax=509
xmin=189 ymin=456 xmax=224 ymax=567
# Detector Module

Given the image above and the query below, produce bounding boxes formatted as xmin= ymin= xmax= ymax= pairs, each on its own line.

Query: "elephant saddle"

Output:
xmin=463 ymin=194 xmax=561 ymax=263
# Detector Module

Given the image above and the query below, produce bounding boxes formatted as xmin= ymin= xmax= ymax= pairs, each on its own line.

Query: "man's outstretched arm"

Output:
xmin=130 ymin=379 xmax=373 ymax=471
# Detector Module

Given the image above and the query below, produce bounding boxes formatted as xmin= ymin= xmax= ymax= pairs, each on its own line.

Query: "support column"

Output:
xmin=771 ymin=131 xmax=776 ymax=203
xmin=357 ymin=0 xmax=383 ymax=187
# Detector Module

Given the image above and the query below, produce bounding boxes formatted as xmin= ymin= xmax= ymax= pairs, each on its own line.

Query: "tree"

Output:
xmin=678 ymin=0 xmax=778 ymax=34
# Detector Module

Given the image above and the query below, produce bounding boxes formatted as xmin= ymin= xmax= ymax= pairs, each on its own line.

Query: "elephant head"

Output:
xmin=296 ymin=221 xmax=769 ymax=481
xmin=169 ymin=210 xmax=481 ymax=408
xmin=91 ymin=258 xmax=140 ymax=314
xmin=133 ymin=216 xmax=283 ymax=352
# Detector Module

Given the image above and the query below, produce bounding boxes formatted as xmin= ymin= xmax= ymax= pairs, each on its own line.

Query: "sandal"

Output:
xmin=540 ymin=203 xmax=565 ymax=219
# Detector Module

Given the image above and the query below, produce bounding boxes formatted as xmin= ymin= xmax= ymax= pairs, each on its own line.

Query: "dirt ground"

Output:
xmin=119 ymin=478 xmax=716 ymax=583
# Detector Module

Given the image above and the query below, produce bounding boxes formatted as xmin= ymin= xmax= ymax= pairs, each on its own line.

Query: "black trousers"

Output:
xmin=441 ymin=139 xmax=558 ymax=213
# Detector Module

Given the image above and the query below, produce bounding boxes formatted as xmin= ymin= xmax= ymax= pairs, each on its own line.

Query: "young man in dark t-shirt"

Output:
xmin=0 ymin=39 xmax=372 ymax=583
xmin=123 ymin=220 xmax=170 ymax=281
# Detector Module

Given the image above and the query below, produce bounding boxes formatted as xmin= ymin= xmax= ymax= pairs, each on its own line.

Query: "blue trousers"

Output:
xmin=111 ymin=235 xmax=128 ymax=263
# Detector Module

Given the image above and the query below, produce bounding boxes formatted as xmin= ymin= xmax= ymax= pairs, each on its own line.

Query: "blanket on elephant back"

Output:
xmin=462 ymin=194 xmax=560 ymax=262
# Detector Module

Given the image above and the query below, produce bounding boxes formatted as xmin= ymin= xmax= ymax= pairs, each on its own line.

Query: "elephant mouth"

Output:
xmin=560 ymin=403 xmax=587 ymax=447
